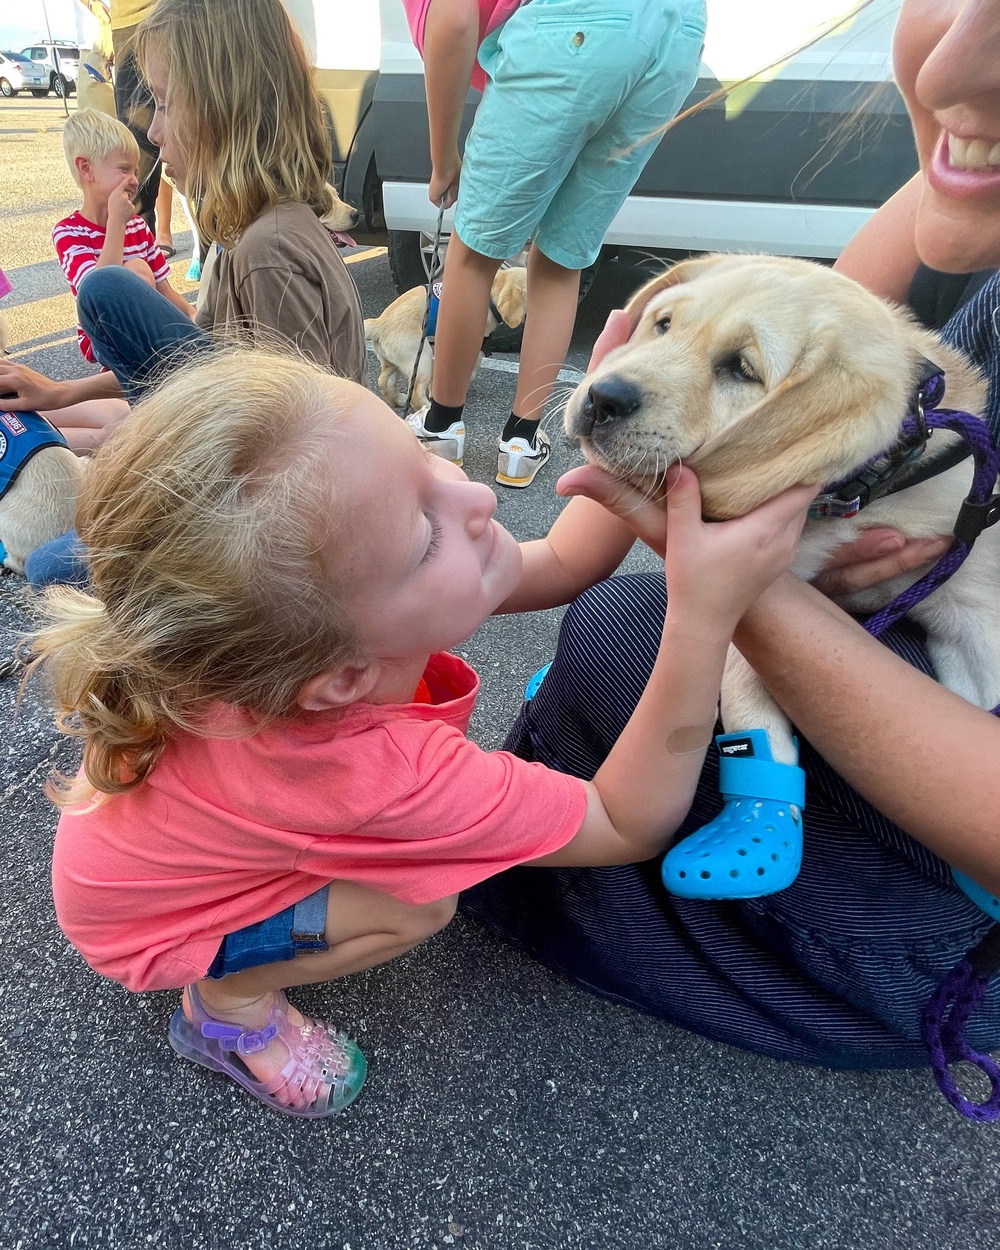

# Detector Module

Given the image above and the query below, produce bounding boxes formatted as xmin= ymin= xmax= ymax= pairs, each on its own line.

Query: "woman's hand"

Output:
xmin=664 ymin=467 xmax=818 ymax=635
xmin=0 ymin=360 xmax=66 ymax=411
xmin=811 ymin=527 xmax=953 ymax=596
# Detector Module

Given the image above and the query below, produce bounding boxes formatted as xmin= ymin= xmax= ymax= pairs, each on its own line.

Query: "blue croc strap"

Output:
xmin=953 ymin=869 xmax=1000 ymax=924
xmin=719 ymin=754 xmax=806 ymax=806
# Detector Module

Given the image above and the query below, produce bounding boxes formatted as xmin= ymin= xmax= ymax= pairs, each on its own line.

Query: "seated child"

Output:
xmin=52 ymin=108 xmax=193 ymax=364
xmin=30 ymin=349 xmax=814 ymax=1120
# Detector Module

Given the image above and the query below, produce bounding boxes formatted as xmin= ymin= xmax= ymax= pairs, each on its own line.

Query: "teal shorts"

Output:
xmin=454 ymin=0 xmax=707 ymax=270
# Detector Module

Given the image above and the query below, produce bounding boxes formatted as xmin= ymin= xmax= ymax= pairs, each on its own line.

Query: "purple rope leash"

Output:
xmin=862 ymin=393 xmax=1000 ymax=638
xmin=822 ymin=372 xmax=1000 ymax=1121
xmin=922 ymin=929 xmax=1000 ymax=1122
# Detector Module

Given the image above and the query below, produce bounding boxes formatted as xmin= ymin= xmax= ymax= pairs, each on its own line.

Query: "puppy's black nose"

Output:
xmin=582 ymin=376 xmax=642 ymax=432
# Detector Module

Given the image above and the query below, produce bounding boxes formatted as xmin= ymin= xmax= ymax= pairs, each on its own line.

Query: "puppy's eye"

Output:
xmin=654 ymin=315 xmax=671 ymax=336
xmin=717 ymin=353 xmax=761 ymax=384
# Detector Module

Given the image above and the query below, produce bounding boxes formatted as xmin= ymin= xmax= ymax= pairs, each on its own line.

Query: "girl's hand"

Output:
xmin=0 ymin=360 xmax=64 ymax=411
xmin=557 ymin=463 xmax=668 ymax=555
xmin=429 ymin=156 xmax=462 ymax=210
xmin=664 ymin=467 xmax=818 ymax=634
xmin=811 ymin=526 xmax=953 ymax=596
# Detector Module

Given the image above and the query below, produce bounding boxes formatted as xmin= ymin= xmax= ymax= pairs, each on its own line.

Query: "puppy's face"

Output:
xmin=320 ymin=186 xmax=360 ymax=232
xmin=565 ymin=255 xmax=928 ymax=518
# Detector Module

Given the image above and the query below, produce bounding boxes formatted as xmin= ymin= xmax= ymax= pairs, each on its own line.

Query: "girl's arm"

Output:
xmin=0 ymin=359 xmax=123 ymax=409
xmin=732 ymin=573 xmax=1000 ymax=893
xmin=499 ymin=494 xmax=636 ymax=613
xmin=833 ymin=172 xmax=923 ymax=303
xmin=422 ymin=0 xmax=481 ymax=208
xmin=533 ymin=471 xmax=817 ymax=867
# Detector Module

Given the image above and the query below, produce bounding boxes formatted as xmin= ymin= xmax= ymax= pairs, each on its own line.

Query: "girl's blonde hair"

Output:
xmin=63 ymin=109 xmax=141 ymax=185
xmin=30 ymin=349 xmax=361 ymax=808
xmin=134 ymin=0 xmax=334 ymax=247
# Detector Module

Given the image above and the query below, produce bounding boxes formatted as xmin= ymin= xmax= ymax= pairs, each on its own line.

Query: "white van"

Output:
xmin=287 ymin=0 xmax=916 ymax=294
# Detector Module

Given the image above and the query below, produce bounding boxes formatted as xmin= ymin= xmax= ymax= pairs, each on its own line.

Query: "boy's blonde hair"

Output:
xmin=62 ymin=109 xmax=140 ymax=185
xmin=30 ymin=349 xmax=362 ymax=808
xmin=134 ymin=0 xmax=334 ymax=248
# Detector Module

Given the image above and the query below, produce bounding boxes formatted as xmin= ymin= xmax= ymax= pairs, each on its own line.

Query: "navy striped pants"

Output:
xmin=463 ymin=573 xmax=1000 ymax=1068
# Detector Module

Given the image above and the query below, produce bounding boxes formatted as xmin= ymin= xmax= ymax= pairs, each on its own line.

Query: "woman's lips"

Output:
xmin=927 ymin=130 xmax=1000 ymax=201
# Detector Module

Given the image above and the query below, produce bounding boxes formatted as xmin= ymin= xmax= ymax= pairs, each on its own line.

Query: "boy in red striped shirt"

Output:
xmin=53 ymin=109 xmax=193 ymax=363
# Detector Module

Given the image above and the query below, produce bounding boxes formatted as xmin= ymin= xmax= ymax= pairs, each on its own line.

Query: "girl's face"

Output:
xmin=894 ymin=0 xmax=1000 ymax=272
xmin=144 ymin=51 xmax=188 ymax=192
xmin=325 ymin=388 xmax=523 ymax=664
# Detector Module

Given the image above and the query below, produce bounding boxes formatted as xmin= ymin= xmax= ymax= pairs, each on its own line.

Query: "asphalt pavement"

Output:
xmin=2 ymin=96 xmax=999 ymax=1250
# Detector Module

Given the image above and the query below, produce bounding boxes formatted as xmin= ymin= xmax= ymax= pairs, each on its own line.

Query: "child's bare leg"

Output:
xmin=123 ymin=257 xmax=157 ymax=288
xmin=41 ymin=399 xmax=130 ymax=453
xmin=430 ymin=233 xmax=501 ymax=407
xmin=511 ymin=243 xmax=581 ymax=424
xmin=185 ymin=881 xmax=457 ymax=1105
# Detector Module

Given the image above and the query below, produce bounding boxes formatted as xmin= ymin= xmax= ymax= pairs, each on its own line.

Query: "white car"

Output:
xmin=0 ymin=50 xmax=48 ymax=97
xmin=20 ymin=42 xmax=79 ymax=98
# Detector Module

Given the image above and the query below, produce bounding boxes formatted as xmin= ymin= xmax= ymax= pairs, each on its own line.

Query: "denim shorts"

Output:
xmin=455 ymin=0 xmax=706 ymax=269
xmin=206 ymin=886 xmax=330 ymax=979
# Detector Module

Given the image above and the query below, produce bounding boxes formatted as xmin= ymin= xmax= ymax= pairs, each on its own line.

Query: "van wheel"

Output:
xmin=0 ymin=79 xmax=16 ymax=97
xmin=52 ymin=74 xmax=72 ymax=98
xmin=386 ymin=229 xmax=600 ymax=354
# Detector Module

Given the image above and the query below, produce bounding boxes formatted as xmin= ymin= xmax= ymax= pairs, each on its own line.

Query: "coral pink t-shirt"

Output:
xmin=51 ymin=653 xmax=586 ymax=993
xmin=402 ymin=0 xmax=525 ymax=92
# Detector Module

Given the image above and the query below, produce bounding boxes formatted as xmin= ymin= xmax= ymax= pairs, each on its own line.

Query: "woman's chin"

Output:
xmin=914 ymin=185 xmax=1000 ymax=273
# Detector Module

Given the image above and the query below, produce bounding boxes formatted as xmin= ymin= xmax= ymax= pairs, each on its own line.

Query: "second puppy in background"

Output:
xmin=366 ymin=267 xmax=527 ymax=416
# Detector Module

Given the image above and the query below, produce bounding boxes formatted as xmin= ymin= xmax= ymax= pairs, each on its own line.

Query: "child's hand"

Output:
xmin=429 ymin=156 xmax=462 ymax=210
xmin=663 ymin=467 xmax=818 ymax=635
xmin=107 ymin=176 xmax=137 ymax=231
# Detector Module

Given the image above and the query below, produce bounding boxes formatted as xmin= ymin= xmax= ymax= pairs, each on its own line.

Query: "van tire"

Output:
xmin=387 ymin=229 xmax=600 ymax=353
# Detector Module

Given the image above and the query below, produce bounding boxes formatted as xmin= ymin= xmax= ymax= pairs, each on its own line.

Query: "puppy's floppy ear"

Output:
xmin=623 ymin=253 xmax=732 ymax=332
xmin=492 ymin=267 xmax=527 ymax=329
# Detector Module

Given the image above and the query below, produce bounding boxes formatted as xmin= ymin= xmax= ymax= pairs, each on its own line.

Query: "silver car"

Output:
xmin=20 ymin=42 xmax=79 ymax=98
xmin=0 ymin=50 xmax=49 ymax=97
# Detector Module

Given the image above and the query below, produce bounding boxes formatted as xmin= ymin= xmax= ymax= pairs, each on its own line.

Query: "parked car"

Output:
xmin=20 ymin=42 xmax=79 ymax=97
xmin=284 ymin=0 xmax=918 ymax=338
xmin=1 ymin=51 xmax=42 ymax=96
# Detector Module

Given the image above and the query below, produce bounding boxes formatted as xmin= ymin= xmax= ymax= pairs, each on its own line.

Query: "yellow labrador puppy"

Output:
xmin=365 ymin=266 xmax=527 ymax=411
xmin=564 ymin=254 xmax=999 ymax=766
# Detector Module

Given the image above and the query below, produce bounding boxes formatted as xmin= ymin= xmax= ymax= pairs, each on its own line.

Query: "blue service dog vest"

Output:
xmin=0 ymin=410 xmax=70 ymax=503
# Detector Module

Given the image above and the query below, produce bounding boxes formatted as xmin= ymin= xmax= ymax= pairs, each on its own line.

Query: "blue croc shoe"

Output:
xmin=662 ymin=729 xmax=805 ymax=900
xmin=952 ymin=870 xmax=1000 ymax=923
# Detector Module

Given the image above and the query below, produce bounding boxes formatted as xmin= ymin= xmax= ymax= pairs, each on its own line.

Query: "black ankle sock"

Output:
xmin=425 ymin=398 xmax=465 ymax=433
xmin=501 ymin=414 xmax=539 ymax=446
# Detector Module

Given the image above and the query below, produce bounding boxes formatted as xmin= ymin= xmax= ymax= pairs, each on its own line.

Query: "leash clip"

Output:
xmin=953 ymin=493 xmax=1000 ymax=548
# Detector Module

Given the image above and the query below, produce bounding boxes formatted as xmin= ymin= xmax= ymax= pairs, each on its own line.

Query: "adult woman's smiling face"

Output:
xmin=894 ymin=0 xmax=1000 ymax=273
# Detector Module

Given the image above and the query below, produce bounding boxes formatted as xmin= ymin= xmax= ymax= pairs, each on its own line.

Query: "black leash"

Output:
xmin=403 ymin=200 xmax=446 ymax=417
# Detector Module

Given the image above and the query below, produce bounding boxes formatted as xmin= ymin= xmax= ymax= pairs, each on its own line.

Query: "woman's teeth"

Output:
xmin=947 ymin=134 xmax=1000 ymax=170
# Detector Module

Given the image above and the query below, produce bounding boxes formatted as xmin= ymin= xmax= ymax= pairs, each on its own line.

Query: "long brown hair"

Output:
xmin=135 ymin=0 xmax=333 ymax=247
xmin=30 ymin=350 xmax=362 ymax=809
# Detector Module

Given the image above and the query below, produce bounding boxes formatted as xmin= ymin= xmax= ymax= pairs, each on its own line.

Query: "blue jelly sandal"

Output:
xmin=662 ymin=729 xmax=805 ymax=899
xmin=169 ymin=984 xmax=366 ymax=1118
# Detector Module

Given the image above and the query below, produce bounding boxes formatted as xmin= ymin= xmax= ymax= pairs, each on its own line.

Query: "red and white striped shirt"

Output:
xmin=52 ymin=210 xmax=170 ymax=362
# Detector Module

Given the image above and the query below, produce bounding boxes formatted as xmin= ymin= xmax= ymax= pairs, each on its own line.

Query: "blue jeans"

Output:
xmin=26 ymin=269 xmax=210 ymax=588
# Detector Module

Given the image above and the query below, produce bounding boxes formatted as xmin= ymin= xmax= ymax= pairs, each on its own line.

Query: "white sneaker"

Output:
xmin=405 ymin=405 xmax=465 ymax=465
xmin=496 ymin=427 xmax=551 ymax=488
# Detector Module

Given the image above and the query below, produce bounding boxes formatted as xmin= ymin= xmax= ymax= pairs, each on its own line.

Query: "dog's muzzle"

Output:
xmin=571 ymin=375 xmax=643 ymax=438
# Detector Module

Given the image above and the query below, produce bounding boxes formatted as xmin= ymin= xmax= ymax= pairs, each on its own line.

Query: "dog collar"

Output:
xmin=808 ymin=360 xmax=945 ymax=520
xmin=0 ymin=411 xmax=70 ymax=504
